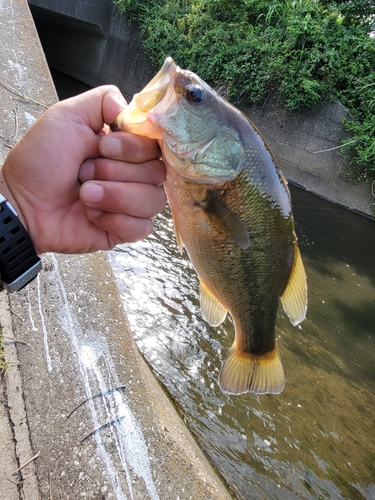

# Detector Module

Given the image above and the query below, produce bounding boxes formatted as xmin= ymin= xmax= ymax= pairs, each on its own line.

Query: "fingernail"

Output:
xmin=100 ymin=135 xmax=122 ymax=158
xmin=81 ymin=183 xmax=104 ymax=204
xmin=79 ymin=161 xmax=95 ymax=182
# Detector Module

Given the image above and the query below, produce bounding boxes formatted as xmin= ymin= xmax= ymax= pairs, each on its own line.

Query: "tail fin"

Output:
xmin=218 ymin=345 xmax=285 ymax=395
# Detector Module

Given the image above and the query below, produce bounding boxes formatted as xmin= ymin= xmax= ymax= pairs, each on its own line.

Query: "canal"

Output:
xmin=110 ymin=185 xmax=375 ymax=500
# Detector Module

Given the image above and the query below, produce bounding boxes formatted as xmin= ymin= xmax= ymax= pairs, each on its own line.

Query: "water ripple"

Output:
xmin=110 ymin=188 xmax=375 ymax=500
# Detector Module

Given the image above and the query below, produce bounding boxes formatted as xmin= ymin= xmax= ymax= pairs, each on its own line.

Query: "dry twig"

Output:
xmin=49 ymin=472 xmax=53 ymax=500
xmin=313 ymin=139 xmax=357 ymax=154
xmin=9 ymin=308 xmax=24 ymax=321
xmin=12 ymin=108 xmax=19 ymax=141
xmin=11 ymin=451 xmax=40 ymax=475
xmin=7 ymin=474 xmax=34 ymax=486
xmin=3 ymin=335 xmax=29 ymax=346
xmin=0 ymin=80 xmax=48 ymax=108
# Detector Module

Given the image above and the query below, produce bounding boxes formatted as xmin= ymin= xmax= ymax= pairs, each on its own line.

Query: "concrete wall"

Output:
xmin=28 ymin=0 xmax=156 ymax=101
xmin=29 ymin=0 xmax=112 ymax=36
xmin=244 ymin=97 xmax=374 ymax=217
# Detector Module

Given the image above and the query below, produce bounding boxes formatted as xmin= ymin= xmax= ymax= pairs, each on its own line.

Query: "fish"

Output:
xmin=112 ymin=57 xmax=307 ymax=395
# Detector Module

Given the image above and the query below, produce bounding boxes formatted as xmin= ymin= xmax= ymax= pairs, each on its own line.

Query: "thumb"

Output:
xmin=53 ymin=85 xmax=128 ymax=133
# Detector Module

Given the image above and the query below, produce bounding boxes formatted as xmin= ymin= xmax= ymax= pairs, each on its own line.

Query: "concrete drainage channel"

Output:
xmin=0 ymin=0 xmax=232 ymax=498
xmin=2 ymin=0 xmax=374 ymax=498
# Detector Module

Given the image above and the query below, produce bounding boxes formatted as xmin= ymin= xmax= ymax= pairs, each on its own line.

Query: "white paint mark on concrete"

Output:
xmin=6 ymin=0 xmax=28 ymax=90
xmin=81 ymin=344 xmax=160 ymax=500
xmin=80 ymin=344 xmax=134 ymax=500
xmin=36 ymin=274 xmax=52 ymax=371
xmin=50 ymin=255 xmax=160 ymax=500
xmin=24 ymin=111 xmax=36 ymax=127
xmin=27 ymin=290 xmax=38 ymax=331
xmin=8 ymin=59 xmax=24 ymax=81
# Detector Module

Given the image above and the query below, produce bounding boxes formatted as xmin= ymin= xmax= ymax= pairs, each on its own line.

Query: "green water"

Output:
xmin=110 ymin=186 xmax=375 ymax=499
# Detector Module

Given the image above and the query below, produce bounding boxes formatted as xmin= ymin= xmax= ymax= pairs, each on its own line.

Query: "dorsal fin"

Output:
xmin=201 ymin=191 xmax=250 ymax=250
xmin=199 ymin=279 xmax=228 ymax=326
xmin=280 ymin=245 xmax=307 ymax=326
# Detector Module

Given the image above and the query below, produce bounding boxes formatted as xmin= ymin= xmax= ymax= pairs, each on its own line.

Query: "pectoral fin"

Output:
xmin=200 ymin=279 xmax=228 ymax=326
xmin=201 ymin=191 xmax=250 ymax=250
xmin=280 ymin=245 xmax=307 ymax=326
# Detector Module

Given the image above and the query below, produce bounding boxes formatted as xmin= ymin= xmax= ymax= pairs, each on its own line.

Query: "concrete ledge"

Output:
xmin=1 ymin=0 xmax=56 ymax=496
xmin=9 ymin=253 xmax=231 ymax=499
xmin=0 ymin=0 xmax=232 ymax=498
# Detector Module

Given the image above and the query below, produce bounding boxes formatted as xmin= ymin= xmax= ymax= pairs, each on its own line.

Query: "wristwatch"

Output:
xmin=0 ymin=195 xmax=42 ymax=293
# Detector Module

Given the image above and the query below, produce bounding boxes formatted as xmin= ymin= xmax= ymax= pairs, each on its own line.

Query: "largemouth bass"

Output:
xmin=112 ymin=57 xmax=307 ymax=395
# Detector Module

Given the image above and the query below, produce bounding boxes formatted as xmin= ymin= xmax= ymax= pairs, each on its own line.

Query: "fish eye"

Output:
xmin=185 ymin=84 xmax=205 ymax=103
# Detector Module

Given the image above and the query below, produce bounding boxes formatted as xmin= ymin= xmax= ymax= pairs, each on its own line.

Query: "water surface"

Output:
xmin=110 ymin=186 xmax=375 ymax=500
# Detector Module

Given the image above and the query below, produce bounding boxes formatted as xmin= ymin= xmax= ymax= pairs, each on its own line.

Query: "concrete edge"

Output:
xmin=1 ymin=293 xmax=39 ymax=500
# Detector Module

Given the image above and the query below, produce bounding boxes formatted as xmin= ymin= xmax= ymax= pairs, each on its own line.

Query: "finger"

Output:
xmin=53 ymin=85 xmax=127 ymax=132
xmin=85 ymin=211 xmax=155 ymax=244
xmin=99 ymin=132 xmax=161 ymax=162
xmin=79 ymin=181 xmax=167 ymax=218
xmin=79 ymin=158 xmax=165 ymax=186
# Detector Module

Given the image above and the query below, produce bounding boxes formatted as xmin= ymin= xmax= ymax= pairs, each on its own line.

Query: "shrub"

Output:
xmin=114 ymin=0 xmax=375 ymax=182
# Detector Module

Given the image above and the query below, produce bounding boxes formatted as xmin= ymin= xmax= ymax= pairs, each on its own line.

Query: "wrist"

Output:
xmin=0 ymin=169 xmax=28 ymax=230
xmin=0 ymin=192 xmax=42 ymax=292
xmin=0 ymin=167 xmax=42 ymax=292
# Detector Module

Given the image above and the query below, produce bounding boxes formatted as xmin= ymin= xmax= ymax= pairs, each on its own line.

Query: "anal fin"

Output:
xmin=218 ymin=345 xmax=285 ymax=395
xmin=200 ymin=279 xmax=228 ymax=326
xmin=280 ymin=244 xmax=307 ymax=326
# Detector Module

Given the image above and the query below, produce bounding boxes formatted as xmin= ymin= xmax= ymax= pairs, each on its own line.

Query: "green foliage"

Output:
xmin=114 ymin=0 xmax=375 ymax=182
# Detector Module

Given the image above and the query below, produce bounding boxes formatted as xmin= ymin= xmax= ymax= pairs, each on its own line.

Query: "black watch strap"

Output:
xmin=0 ymin=195 xmax=42 ymax=293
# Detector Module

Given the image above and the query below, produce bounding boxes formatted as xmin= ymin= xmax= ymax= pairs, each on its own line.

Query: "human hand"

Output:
xmin=0 ymin=85 xmax=166 ymax=255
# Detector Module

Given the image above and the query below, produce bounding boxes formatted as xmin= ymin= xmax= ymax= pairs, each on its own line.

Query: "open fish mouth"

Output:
xmin=111 ymin=57 xmax=177 ymax=134
xmin=135 ymin=57 xmax=177 ymax=112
